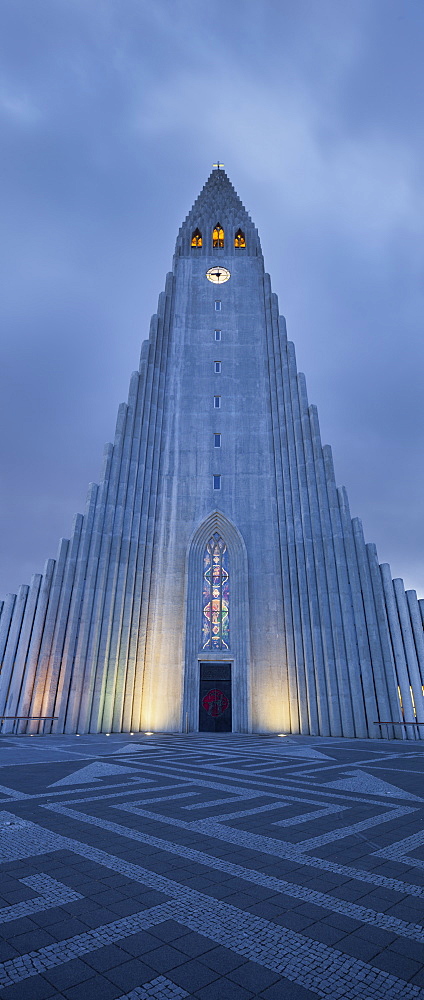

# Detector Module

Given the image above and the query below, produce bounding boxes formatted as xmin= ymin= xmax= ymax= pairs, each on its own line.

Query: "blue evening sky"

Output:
xmin=1 ymin=0 xmax=424 ymax=596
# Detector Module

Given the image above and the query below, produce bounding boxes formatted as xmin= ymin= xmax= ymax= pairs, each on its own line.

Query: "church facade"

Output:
xmin=1 ymin=168 xmax=423 ymax=738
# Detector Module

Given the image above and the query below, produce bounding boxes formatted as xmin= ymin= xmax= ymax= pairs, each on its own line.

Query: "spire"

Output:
xmin=175 ymin=167 xmax=262 ymax=258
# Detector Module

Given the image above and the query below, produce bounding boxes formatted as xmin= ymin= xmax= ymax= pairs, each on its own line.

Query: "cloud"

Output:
xmin=0 ymin=86 xmax=40 ymax=124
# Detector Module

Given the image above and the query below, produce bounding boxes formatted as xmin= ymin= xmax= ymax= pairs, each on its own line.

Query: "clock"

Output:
xmin=206 ymin=266 xmax=231 ymax=284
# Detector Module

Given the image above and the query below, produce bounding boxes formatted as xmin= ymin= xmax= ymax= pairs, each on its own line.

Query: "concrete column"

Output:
xmin=380 ymin=563 xmax=416 ymax=737
xmin=337 ymin=488 xmax=378 ymax=737
xmin=29 ymin=538 xmax=69 ymax=725
xmin=0 ymin=594 xmax=16 ymax=670
xmin=269 ymin=302 xmax=302 ymax=732
xmin=261 ymin=298 xmax=291 ymax=731
xmin=263 ymin=304 xmax=292 ymax=733
xmin=88 ymin=403 xmax=130 ymax=731
xmin=3 ymin=574 xmax=42 ymax=732
xmin=120 ymin=354 xmax=151 ymax=733
xmin=322 ymin=449 xmax=367 ymax=737
xmin=287 ymin=350 xmax=316 ymax=734
xmin=103 ymin=373 xmax=140 ymax=733
xmin=122 ymin=316 xmax=161 ymax=733
xmin=72 ymin=446 xmax=113 ymax=734
xmin=138 ymin=277 xmax=175 ymax=731
xmin=41 ymin=514 xmax=83 ymax=723
xmin=352 ymin=523 xmax=399 ymax=738
xmin=55 ymin=484 xmax=98 ymax=732
xmin=17 ymin=559 xmax=55 ymax=733
xmin=393 ymin=579 xmax=424 ymax=732
xmin=274 ymin=331 xmax=306 ymax=733
xmin=0 ymin=585 xmax=29 ymax=724
xmin=406 ymin=590 xmax=424 ymax=686
xmin=297 ymin=373 xmax=328 ymax=735
xmin=111 ymin=371 xmax=146 ymax=732
xmin=309 ymin=407 xmax=344 ymax=735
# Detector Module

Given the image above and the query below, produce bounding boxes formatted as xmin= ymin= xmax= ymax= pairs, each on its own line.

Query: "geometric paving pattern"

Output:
xmin=0 ymin=733 xmax=423 ymax=999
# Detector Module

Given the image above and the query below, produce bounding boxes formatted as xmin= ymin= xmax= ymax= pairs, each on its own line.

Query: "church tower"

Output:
xmin=1 ymin=167 xmax=423 ymax=738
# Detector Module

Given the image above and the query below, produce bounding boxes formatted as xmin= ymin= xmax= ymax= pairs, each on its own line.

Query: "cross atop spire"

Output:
xmin=212 ymin=161 xmax=225 ymax=170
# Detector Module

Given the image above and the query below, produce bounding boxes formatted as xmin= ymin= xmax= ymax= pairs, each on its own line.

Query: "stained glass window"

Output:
xmin=202 ymin=533 xmax=229 ymax=650
xmin=234 ymin=228 xmax=246 ymax=248
xmin=191 ymin=228 xmax=202 ymax=247
xmin=213 ymin=223 xmax=224 ymax=248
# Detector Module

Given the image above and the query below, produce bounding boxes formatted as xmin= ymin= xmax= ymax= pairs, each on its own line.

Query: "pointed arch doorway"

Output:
xmin=183 ymin=511 xmax=250 ymax=733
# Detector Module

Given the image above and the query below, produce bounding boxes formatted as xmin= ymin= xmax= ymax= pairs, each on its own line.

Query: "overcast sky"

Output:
xmin=1 ymin=0 xmax=424 ymax=600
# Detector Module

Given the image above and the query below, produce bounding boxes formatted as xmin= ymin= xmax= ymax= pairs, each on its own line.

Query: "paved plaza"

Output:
xmin=0 ymin=733 xmax=423 ymax=999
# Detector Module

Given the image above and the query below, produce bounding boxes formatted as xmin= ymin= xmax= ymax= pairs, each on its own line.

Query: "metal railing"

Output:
xmin=0 ymin=716 xmax=58 ymax=735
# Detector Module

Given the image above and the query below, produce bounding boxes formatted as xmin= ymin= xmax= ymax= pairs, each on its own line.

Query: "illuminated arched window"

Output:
xmin=202 ymin=533 xmax=229 ymax=650
xmin=191 ymin=228 xmax=202 ymax=247
xmin=212 ymin=223 xmax=224 ymax=248
xmin=234 ymin=228 xmax=246 ymax=248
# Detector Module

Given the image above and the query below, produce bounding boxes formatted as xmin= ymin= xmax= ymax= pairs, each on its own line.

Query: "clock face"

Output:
xmin=206 ymin=266 xmax=231 ymax=284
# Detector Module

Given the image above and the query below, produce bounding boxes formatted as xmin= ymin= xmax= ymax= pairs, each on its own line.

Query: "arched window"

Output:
xmin=234 ymin=228 xmax=246 ymax=248
xmin=191 ymin=228 xmax=202 ymax=247
xmin=202 ymin=533 xmax=229 ymax=650
xmin=212 ymin=223 xmax=224 ymax=248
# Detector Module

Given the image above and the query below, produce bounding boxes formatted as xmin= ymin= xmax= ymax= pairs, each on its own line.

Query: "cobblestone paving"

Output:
xmin=0 ymin=733 xmax=423 ymax=999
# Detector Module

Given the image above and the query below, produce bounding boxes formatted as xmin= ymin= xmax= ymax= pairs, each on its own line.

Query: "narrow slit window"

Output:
xmin=212 ymin=223 xmax=224 ymax=248
xmin=214 ymin=329 xmax=222 ymax=341
xmin=191 ymin=228 xmax=202 ymax=247
xmin=215 ymin=300 xmax=221 ymax=311
xmin=214 ymin=361 xmax=221 ymax=373
xmin=234 ymin=228 xmax=246 ymax=248
xmin=214 ymin=433 xmax=221 ymax=448
xmin=213 ymin=475 xmax=221 ymax=490
xmin=214 ymin=396 xmax=221 ymax=408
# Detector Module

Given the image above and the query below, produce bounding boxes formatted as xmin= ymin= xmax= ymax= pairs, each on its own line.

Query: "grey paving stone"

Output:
xmin=0 ymin=976 xmax=58 ymax=1000
xmin=45 ymin=918 xmax=90 ymax=939
xmin=148 ymin=922 xmax=188 ymax=945
xmin=164 ymin=959 xmax=221 ymax=991
xmin=7 ymin=927 xmax=57 ymax=951
xmin=140 ymin=945 xmax=189 ymax=973
xmin=271 ymin=911 xmax=314 ymax=932
xmin=171 ymin=933 xmax=216 ymax=959
xmin=0 ymin=916 xmax=38 ymax=938
xmin=321 ymin=912 xmax=362 ymax=933
xmin=389 ymin=936 xmax=424 ymax=960
xmin=199 ymin=947 xmax=247 ymax=974
xmin=258 ymin=982 xmax=317 ymax=1000
xmin=42 ymin=957 xmax=95 ymax=989
xmin=337 ymin=933 xmax=382 ymax=961
xmin=84 ymin=944 xmax=134 ymax=972
xmin=411 ymin=969 xmax=424 ymax=988
xmin=105 ymin=959 xmax=160 ymax=989
xmin=0 ymin=941 xmax=18 ymax=962
xmin=301 ymin=921 xmax=345 ymax=945
xmin=122 ymin=931 xmax=165 ymax=957
xmin=371 ymin=949 xmax=422 ymax=980
xmin=227 ymin=960 xmax=280 ymax=991
xmin=193 ymin=977 xmax=253 ymax=1000
xmin=62 ymin=975 xmax=121 ymax=1000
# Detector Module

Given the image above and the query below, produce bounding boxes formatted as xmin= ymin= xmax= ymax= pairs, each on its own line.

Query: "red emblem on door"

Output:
xmin=202 ymin=688 xmax=229 ymax=718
